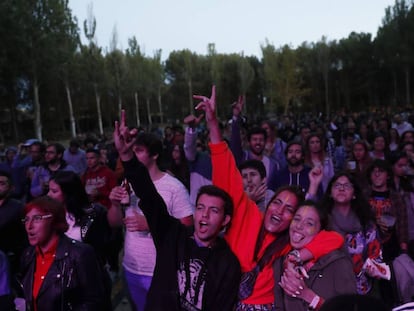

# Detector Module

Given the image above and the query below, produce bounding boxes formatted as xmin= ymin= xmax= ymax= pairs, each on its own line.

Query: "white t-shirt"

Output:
xmin=123 ymin=173 xmax=193 ymax=276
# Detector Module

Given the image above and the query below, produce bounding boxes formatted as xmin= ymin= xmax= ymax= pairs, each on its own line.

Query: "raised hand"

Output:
xmin=193 ymin=85 xmax=216 ymax=123
xmin=183 ymin=114 xmax=204 ymax=129
xmin=113 ymin=110 xmax=137 ymax=161
xmin=109 ymin=186 xmax=128 ymax=207
xmin=193 ymin=85 xmax=222 ymax=144
xmin=308 ymin=166 xmax=323 ymax=196
xmin=246 ymin=182 xmax=266 ymax=203
xmin=232 ymin=95 xmax=244 ymax=117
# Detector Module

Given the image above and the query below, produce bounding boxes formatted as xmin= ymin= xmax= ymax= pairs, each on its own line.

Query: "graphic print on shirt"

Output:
xmin=85 ymin=176 xmax=107 ymax=189
xmin=177 ymin=258 xmax=206 ymax=311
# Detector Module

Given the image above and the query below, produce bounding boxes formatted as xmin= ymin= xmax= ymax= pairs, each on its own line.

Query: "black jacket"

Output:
xmin=20 ymin=235 xmax=104 ymax=311
xmin=0 ymin=198 xmax=27 ymax=273
xmin=123 ymin=157 xmax=241 ymax=311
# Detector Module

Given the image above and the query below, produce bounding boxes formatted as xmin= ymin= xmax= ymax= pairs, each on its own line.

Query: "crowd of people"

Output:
xmin=1 ymin=86 xmax=414 ymax=310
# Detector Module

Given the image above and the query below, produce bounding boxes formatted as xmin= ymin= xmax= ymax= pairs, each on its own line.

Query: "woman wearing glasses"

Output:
xmin=320 ymin=172 xmax=386 ymax=295
xmin=19 ymin=196 xmax=104 ymax=311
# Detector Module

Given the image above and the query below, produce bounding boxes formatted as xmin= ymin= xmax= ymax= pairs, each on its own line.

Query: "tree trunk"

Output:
xmin=7 ymin=82 xmax=19 ymax=142
xmin=188 ymin=78 xmax=193 ymax=115
xmin=118 ymin=95 xmax=122 ymax=120
xmin=392 ymin=70 xmax=398 ymax=106
xmin=405 ymin=65 xmax=410 ymax=106
xmin=324 ymin=74 xmax=329 ymax=116
xmin=94 ymin=84 xmax=104 ymax=135
xmin=65 ymin=81 xmax=76 ymax=138
xmin=146 ymin=97 xmax=152 ymax=125
xmin=33 ymin=76 xmax=42 ymax=141
xmin=134 ymin=92 xmax=140 ymax=127
xmin=158 ymin=87 xmax=163 ymax=124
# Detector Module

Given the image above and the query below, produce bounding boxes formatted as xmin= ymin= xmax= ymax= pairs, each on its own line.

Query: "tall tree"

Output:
xmin=125 ymin=36 xmax=144 ymax=127
xmin=82 ymin=3 xmax=105 ymax=134
xmin=262 ymin=42 xmax=308 ymax=114
xmin=376 ymin=0 xmax=414 ymax=106
xmin=106 ymin=26 xmax=128 ymax=125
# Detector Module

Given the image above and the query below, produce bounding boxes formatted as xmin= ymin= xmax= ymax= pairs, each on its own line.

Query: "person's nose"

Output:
xmin=295 ymin=220 xmax=304 ymax=230
xmin=202 ymin=208 xmax=209 ymax=218
xmin=276 ymin=205 xmax=285 ymax=216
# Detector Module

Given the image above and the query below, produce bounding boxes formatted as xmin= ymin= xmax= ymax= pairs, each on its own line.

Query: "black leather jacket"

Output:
xmin=20 ymin=235 xmax=104 ymax=311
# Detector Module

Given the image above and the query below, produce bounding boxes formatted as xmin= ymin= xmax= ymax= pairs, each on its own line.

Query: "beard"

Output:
xmin=287 ymin=157 xmax=303 ymax=167
xmin=0 ymin=190 xmax=9 ymax=200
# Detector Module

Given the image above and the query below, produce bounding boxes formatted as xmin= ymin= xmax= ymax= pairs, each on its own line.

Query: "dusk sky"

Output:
xmin=69 ymin=0 xmax=396 ymax=59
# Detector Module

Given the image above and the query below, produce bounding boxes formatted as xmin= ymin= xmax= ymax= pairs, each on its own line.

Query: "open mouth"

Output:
xmin=270 ymin=215 xmax=281 ymax=224
xmin=198 ymin=221 xmax=209 ymax=233
xmin=291 ymin=232 xmax=304 ymax=243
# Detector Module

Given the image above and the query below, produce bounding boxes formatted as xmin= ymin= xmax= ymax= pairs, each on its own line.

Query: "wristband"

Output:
xmin=309 ymin=295 xmax=320 ymax=309
xmin=288 ymin=249 xmax=303 ymax=265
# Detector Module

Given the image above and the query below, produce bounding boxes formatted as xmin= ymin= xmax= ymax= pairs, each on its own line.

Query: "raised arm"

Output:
xmin=195 ymin=87 xmax=263 ymax=252
xmin=183 ymin=114 xmax=204 ymax=162
xmin=229 ymin=96 xmax=245 ymax=165
xmin=194 ymin=86 xmax=221 ymax=144
xmin=113 ymin=111 xmax=177 ymax=246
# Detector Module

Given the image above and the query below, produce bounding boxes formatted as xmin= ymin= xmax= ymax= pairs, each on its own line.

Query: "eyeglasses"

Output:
xmin=333 ymin=183 xmax=353 ymax=190
xmin=21 ymin=214 xmax=52 ymax=224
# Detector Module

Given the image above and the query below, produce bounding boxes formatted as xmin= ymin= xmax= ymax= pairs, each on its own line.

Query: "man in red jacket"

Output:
xmin=82 ymin=148 xmax=117 ymax=209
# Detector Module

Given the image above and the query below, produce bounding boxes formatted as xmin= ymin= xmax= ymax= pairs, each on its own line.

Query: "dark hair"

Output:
xmin=400 ymin=141 xmax=414 ymax=152
xmin=366 ymin=159 xmax=393 ymax=186
xmin=342 ymin=131 xmax=355 ymax=140
xmin=401 ymin=129 xmax=414 ymax=142
xmin=252 ymin=185 xmax=305 ymax=267
xmin=320 ymin=172 xmax=374 ymax=230
xmin=85 ymin=148 xmax=100 ymax=156
xmin=196 ymin=185 xmax=234 ymax=218
xmin=388 ymin=150 xmax=408 ymax=166
xmin=238 ymin=160 xmax=267 ymax=179
xmin=372 ymin=131 xmax=389 ymax=151
xmin=261 ymin=120 xmax=277 ymax=135
xmin=351 ymin=140 xmax=372 ymax=166
xmin=267 ymin=185 xmax=305 ymax=211
xmin=49 ymin=171 xmax=90 ymax=222
xmin=304 ymin=132 xmax=326 ymax=164
xmin=247 ymin=127 xmax=267 ymax=142
xmin=24 ymin=196 xmax=69 ymax=234
xmin=47 ymin=143 xmax=65 ymax=156
xmin=295 ymin=200 xmax=329 ymax=230
xmin=30 ymin=141 xmax=46 ymax=153
xmin=135 ymin=132 xmax=163 ymax=165
xmin=284 ymin=141 xmax=304 ymax=157
xmin=69 ymin=139 xmax=80 ymax=148
xmin=0 ymin=170 xmax=12 ymax=186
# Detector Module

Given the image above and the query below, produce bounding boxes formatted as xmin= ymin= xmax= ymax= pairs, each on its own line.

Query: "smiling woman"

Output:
xmin=19 ymin=196 xmax=105 ymax=311
xmin=320 ymin=172 xmax=388 ymax=295
xmin=274 ymin=201 xmax=356 ymax=311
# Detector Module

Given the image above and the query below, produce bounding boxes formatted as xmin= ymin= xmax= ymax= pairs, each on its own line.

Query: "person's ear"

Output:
xmin=222 ymin=215 xmax=231 ymax=229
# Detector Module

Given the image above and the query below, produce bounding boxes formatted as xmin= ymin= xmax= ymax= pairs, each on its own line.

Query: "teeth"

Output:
xmin=271 ymin=215 xmax=280 ymax=222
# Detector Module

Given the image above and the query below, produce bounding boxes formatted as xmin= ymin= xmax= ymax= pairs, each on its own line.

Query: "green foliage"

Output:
xmin=1 ymin=1 xmax=414 ymax=142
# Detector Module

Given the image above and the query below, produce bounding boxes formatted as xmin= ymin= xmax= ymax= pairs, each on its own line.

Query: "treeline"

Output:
xmin=1 ymin=0 xmax=414 ymax=142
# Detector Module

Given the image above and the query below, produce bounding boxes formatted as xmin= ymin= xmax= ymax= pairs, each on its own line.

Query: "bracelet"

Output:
xmin=288 ymin=249 xmax=303 ymax=265
xmin=309 ymin=295 xmax=320 ymax=309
